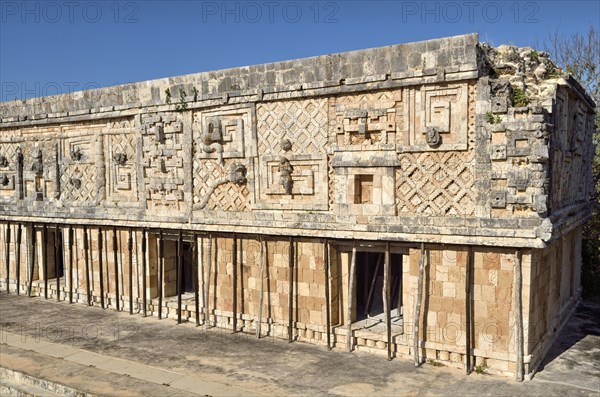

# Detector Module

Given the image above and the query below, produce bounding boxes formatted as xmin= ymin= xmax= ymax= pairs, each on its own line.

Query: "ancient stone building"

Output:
xmin=0 ymin=33 xmax=595 ymax=379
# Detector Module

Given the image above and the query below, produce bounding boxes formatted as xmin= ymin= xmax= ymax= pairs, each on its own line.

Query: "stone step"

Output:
xmin=1 ymin=379 xmax=63 ymax=397
xmin=0 ymin=368 xmax=93 ymax=397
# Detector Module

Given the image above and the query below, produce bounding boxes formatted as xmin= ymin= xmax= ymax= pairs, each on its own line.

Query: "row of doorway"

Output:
xmin=30 ymin=230 xmax=404 ymax=323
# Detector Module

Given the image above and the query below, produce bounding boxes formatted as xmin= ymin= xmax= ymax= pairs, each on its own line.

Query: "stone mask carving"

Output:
xmin=69 ymin=178 xmax=82 ymax=189
xmin=114 ymin=153 xmax=127 ymax=165
xmin=31 ymin=149 xmax=43 ymax=175
xmin=426 ymin=127 xmax=441 ymax=147
xmin=201 ymin=118 xmax=225 ymax=165
xmin=280 ymin=138 xmax=292 ymax=152
xmin=70 ymin=147 xmax=82 ymax=161
xmin=229 ymin=163 xmax=247 ymax=185
xmin=279 ymin=157 xmax=294 ymax=195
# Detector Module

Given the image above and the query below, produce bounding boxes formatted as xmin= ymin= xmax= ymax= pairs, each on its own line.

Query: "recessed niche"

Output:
xmin=354 ymin=175 xmax=373 ymax=204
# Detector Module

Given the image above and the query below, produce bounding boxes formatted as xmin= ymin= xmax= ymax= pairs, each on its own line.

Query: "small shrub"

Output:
xmin=474 ymin=359 xmax=488 ymax=374
xmin=547 ymin=66 xmax=563 ymax=78
xmin=175 ymin=90 xmax=188 ymax=111
xmin=164 ymin=88 xmax=172 ymax=104
xmin=512 ymin=88 xmax=530 ymax=107
xmin=486 ymin=111 xmax=502 ymax=124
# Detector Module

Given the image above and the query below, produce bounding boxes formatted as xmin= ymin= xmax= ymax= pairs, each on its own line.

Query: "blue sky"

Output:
xmin=1 ymin=0 xmax=598 ymax=101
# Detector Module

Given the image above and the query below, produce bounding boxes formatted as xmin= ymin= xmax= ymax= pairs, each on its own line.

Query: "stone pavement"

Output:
xmin=1 ymin=292 xmax=598 ymax=396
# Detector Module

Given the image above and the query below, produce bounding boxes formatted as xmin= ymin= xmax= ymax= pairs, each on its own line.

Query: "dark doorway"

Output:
xmin=46 ymin=230 xmax=64 ymax=279
xmin=355 ymin=251 xmax=402 ymax=321
xmin=178 ymin=241 xmax=195 ymax=294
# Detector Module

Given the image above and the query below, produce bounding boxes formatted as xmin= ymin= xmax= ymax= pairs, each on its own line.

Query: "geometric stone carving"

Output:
xmin=401 ymin=83 xmax=469 ymax=151
xmin=331 ymin=90 xmax=401 ymax=147
xmin=338 ymin=108 xmax=397 ymax=146
xmin=59 ymin=134 xmax=97 ymax=204
xmin=192 ymin=160 xmax=250 ymax=212
xmin=210 ymin=181 xmax=250 ymax=212
xmin=256 ymin=98 xmax=328 ymax=210
xmin=193 ymin=106 xmax=251 ymax=163
xmin=258 ymin=98 xmax=327 ymax=157
xmin=115 ymin=166 xmax=132 ymax=190
xmin=191 ymin=104 xmax=255 ymax=213
xmin=61 ymin=164 xmax=96 ymax=203
xmin=264 ymin=156 xmax=317 ymax=196
xmin=396 ymin=151 xmax=475 ymax=216
xmin=105 ymin=125 xmax=138 ymax=203
xmin=141 ymin=112 xmax=185 ymax=211
xmin=193 ymin=163 xmax=247 ymax=210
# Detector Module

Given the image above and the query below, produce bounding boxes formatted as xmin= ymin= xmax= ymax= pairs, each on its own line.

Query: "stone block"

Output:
xmin=490 ymin=145 xmax=507 ymax=160
xmin=491 ymin=190 xmax=507 ymax=208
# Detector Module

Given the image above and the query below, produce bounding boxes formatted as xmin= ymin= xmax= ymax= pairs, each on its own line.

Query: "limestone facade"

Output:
xmin=0 ymin=33 xmax=595 ymax=379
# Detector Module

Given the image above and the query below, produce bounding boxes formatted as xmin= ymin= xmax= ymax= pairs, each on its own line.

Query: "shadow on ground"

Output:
xmin=533 ymin=297 xmax=600 ymax=393
xmin=1 ymin=292 xmax=599 ymax=396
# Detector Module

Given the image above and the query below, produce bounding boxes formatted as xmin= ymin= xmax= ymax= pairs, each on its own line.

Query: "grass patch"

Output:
xmin=486 ymin=111 xmax=502 ymax=124
xmin=427 ymin=359 xmax=445 ymax=367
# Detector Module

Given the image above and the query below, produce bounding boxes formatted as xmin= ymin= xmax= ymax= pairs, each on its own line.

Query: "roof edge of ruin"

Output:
xmin=0 ymin=33 xmax=479 ymax=119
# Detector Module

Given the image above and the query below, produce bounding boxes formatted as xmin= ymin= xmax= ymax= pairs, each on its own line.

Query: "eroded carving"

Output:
xmin=70 ymin=147 xmax=82 ymax=161
xmin=281 ymin=138 xmax=292 ymax=152
xmin=16 ymin=147 xmax=24 ymax=199
xmin=194 ymin=162 xmax=247 ymax=210
xmin=425 ymin=127 xmax=441 ymax=147
xmin=279 ymin=157 xmax=294 ymax=195
xmin=0 ymin=156 xmax=8 ymax=167
xmin=69 ymin=178 xmax=82 ymax=189
xmin=159 ymin=158 xmax=168 ymax=173
xmin=192 ymin=107 xmax=251 ymax=214
xmin=155 ymin=124 xmax=166 ymax=144
xmin=330 ymin=91 xmax=400 ymax=148
xmin=31 ymin=148 xmax=43 ymax=175
xmin=113 ymin=152 xmax=127 ymax=165
xmin=200 ymin=118 xmax=225 ymax=165
xmin=340 ymin=108 xmax=396 ymax=145
xmin=31 ymin=148 xmax=44 ymax=201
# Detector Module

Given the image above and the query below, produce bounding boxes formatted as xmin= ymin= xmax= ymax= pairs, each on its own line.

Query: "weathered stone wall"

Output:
xmin=1 ymin=33 xmax=574 ymax=248
xmin=478 ymin=44 xmax=595 ymax=243
xmin=549 ymin=85 xmax=595 ymax=213
xmin=526 ymin=228 xmax=582 ymax=374
xmin=400 ymin=246 xmax=525 ymax=376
